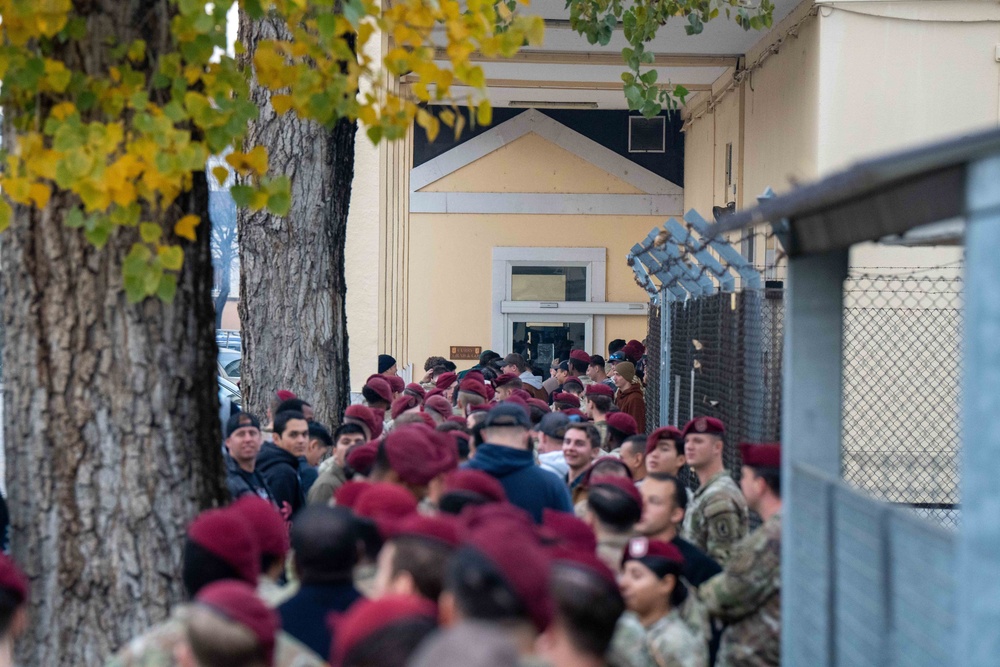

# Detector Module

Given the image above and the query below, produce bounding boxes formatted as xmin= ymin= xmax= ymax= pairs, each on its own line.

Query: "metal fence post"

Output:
xmin=660 ymin=287 xmax=672 ymax=428
xmin=781 ymin=248 xmax=848 ymax=667
xmin=956 ymin=153 xmax=1000 ymax=666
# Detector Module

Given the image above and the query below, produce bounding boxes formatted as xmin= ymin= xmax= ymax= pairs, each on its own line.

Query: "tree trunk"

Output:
xmin=237 ymin=13 xmax=356 ymax=428
xmin=1 ymin=4 xmax=225 ymax=665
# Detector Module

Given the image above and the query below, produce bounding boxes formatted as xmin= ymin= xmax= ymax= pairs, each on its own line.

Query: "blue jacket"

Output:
xmin=278 ymin=581 xmax=361 ymax=661
xmin=464 ymin=444 xmax=573 ymax=523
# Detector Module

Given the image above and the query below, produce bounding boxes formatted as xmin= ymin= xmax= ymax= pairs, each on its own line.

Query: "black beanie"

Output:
xmin=378 ymin=354 xmax=396 ymax=374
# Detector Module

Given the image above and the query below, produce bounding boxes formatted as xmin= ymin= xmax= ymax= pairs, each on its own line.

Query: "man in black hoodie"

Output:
xmin=223 ymin=412 xmax=275 ymax=503
xmin=256 ymin=410 xmax=309 ymax=519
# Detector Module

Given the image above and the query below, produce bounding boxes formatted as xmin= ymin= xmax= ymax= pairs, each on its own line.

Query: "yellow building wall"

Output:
xmin=407 ymin=213 xmax=661 ymax=368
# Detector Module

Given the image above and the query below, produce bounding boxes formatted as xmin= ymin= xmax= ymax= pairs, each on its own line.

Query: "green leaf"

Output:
xmin=624 ymin=83 xmax=643 ymax=105
xmin=640 ymin=100 xmax=661 ymax=118
xmin=230 ymin=185 xmax=254 ymax=208
xmin=673 ymin=85 xmax=689 ymax=104
xmin=65 ymin=208 xmax=85 ymax=229
xmin=344 ymin=0 xmax=366 ymax=27
xmin=123 ymin=244 xmax=152 ymax=277
xmin=640 ymin=69 xmax=658 ymax=85
xmin=367 ymin=125 xmax=383 ymax=145
xmin=124 ymin=275 xmax=145 ymax=304
xmin=84 ymin=215 xmax=112 ymax=249
xmin=158 ymin=245 xmax=184 ymax=271
xmin=243 ymin=0 xmax=264 ymax=19
xmin=157 ymin=274 xmax=178 ymax=303
xmin=140 ymin=223 xmax=161 ymax=243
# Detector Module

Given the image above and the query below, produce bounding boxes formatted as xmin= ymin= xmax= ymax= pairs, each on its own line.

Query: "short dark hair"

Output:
xmin=550 ymin=563 xmax=624 ymax=658
xmin=565 ymin=423 xmax=601 ymax=450
xmin=424 ymin=356 xmax=448 ymax=372
xmin=587 ymin=395 xmax=613 ymax=413
xmin=291 ymin=506 xmax=359 ymax=584
xmin=275 ymin=398 xmax=310 ymax=414
xmin=503 ymin=353 xmax=527 ymax=372
xmin=608 ymin=340 xmax=626 ymax=355
xmin=361 ymin=385 xmax=390 ymax=407
xmin=182 ymin=541 xmax=241 ymax=598
xmin=273 ymin=410 xmax=307 ymax=436
xmin=334 ymin=423 xmax=367 ymax=441
xmin=0 ymin=589 xmax=22 ymax=639
xmin=341 ymin=618 xmax=437 ymax=667
xmin=587 ymin=485 xmax=641 ymax=531
xmin=390 ymin=536 xmax=454 ymax=601
xmin=606 ymin=425 xmax=631 ymax=450
xmin=557 ymin=360 xmax=570 ymax=372
xmin=647 ymin=472 xmax=688 ymax=512
xmin=569 ymin=358 xmax=588 ymax=374
xmin=308 ymin=421 xmax=333 ymax=449
xmin=445 ymin=547 xmax=528 ymax=625
xmin=749 ymin=465 xmax=781 ymax=496
xmin=589 ymin=355 xmax=606 ymax=368
xmin=621 ymin=434 xmax=647 ymax=457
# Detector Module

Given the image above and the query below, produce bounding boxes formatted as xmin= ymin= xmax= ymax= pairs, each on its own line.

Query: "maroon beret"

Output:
xmin=196 ymin=580 xmax=280 ymax=665
xmin=681 ymin=416 xmax=725 ymax=438
xmin=646 ymin=426 xmax=683 ymax=455
xmin=561 ymin=408 xmax=588 ymax=421
xmin=446 ymin=415 xmax=468 ymax=426
xmin=424 ymin=388 xmax=445 ymax=400
xmin=527 ymin=398 xmax=551 ymax=413
xmin=365 ymin=376 xmax=393 ymax=404
xmin=739 ymin=442 xmax=781 ymax=468
xmin=334 ymin=480 xmax=372 ymax=509
xmin=622 ymin=537 xmax=685 ymax=577
xmin=459 ymin=378 xmax=488 ymax=400
xmin=493 ymin=373 xmax=519 ymax=388
xmin=468 ymin=403 xmax=492 ymax=414
xmin=344 ymin=404 xmax=383 ymax=440
xmin=385 ymin=424 xmax=458 ymax=485
xmin=231 ymin=495 xmax=290 ymax=559
xmin=541 ymin=509 xmax=597 ymax=554
xmin=354 ymin=482 xmax=418 ymax=523
xmin=0 ymin=554 xmax=28 ymax=604
xmin=442 ymin=469 xmax=507 ymax=503
xmin=464 ymin=370 xmax=486 ymax=384
xmin=503 ymin=395 xmax=528 ymax=410
xmin=386 ymin=375 xmax=405 ymax=394
xmin=580 ymin=456 xmax=632 ymax=488
xmin=550 ymin=546 xmax=618 ymax=589
xmin=459 ymin=502 xmax=535 ymax=534
xmin=391 ymin=394 xmax=421 ymax=420
xmin=589 ymin=475 xmax=642 ymax=512
xmin=386 ymin=513 xmax=460 ymax=548
xmin=345 ymin=442 xmax=378 ymax=476
xmin=187 ymin=508 xmax=260 ymax=585
xmin=465 ymin=521 xmax=553 ymax=632
xmin=435 ymin=372 xmax=458 ymax=390
xmin=331 ymin=595 xmax=437 ymax=665
xmin=423 ymin=395 xmax=453 ymax=420
xmin=510 ymin=388 xmax=533 ymax=401
xmin=275 ymin=389 xmax=297 ymax=402
xmin=606 ymin=412 xmax=638 ymax=436
xmin=585 ymin=383 xmax=614 ymax=398
xmin=552 ymin=392 xmax=580 ymax=408
xmin=404 ymin=383 xmax=426 ymax=399
xmin=569 ymin=349 xmax=592 ymax=365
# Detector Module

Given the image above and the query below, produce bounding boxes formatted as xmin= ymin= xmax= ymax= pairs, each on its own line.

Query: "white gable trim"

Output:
xmin=410 ymin=192 xmax=683 ymax=216
xmin=410 ymin=108 xmax=683 ymax=197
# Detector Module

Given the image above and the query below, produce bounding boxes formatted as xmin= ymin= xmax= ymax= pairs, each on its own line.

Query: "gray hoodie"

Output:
xmin=518 ymin=370 xmax=544 ymax=390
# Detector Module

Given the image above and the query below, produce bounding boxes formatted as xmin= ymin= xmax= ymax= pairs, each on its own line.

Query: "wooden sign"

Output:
xmin=450 ymin=346 xmax=482 ymax=360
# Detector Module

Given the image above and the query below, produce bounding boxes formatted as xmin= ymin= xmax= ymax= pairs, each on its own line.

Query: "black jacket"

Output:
xmin=225 ymin=453 xmax=276 ymax=504
xmin=672 ymin=535 xmax=722 ymax=587
xmin=256 ymin=441 xmax=305 ymax=515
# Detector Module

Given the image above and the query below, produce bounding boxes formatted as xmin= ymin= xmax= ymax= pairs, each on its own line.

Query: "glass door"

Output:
xmin=508 ymin=314 xmax=592 ymax=377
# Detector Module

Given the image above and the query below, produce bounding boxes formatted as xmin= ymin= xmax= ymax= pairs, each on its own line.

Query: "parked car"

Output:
xmin=218 ymin=349 xmax=241 ymax=384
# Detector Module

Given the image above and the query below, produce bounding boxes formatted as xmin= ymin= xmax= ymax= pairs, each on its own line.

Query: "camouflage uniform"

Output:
xmin=682 ymin=470 xmax=748 ymax=565
xmin=105 ymin=604 xmax=327 ymax=667
xmin=596 ymin=532 xmax=632 ymax=572
xmin=594 ymin=420 xmax=609 ymax=449
xmin=700 ymin=513 xmax=781 ymax=667
xmin=610 ymin=610 xmax=708 ymax=667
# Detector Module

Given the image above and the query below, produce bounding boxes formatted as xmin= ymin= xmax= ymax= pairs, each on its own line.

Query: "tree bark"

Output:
xmin=0 ymin=4 xmax=225 ymax=664
xmin=237 ymin=13 xmax=356 ymax=428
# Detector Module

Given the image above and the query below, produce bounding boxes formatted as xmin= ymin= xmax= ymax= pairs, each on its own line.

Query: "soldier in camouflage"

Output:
xmin=700 ymin=442 xmax=782 ymax=667
xmin=680 ymin=417 xmax=748 ymax=565
xmin=612 ymin=537 xmax=709 ymax=667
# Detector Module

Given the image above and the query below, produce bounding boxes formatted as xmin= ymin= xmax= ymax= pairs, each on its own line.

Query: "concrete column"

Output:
xmin=781 ymin=247 xmax=848 ymax=667
xmin=956 ymin=154 xmax=1000 ymax=666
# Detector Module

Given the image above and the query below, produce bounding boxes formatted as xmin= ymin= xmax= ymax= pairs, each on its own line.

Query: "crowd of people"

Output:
xmin=0 ymin=342 xmax=782 ymax=667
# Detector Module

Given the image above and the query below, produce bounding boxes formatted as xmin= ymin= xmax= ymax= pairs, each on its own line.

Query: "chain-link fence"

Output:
xmin=842 ymin=274 xmax=963 ymax=529
xmin=645 ymin=301 xmax=661 ymax=431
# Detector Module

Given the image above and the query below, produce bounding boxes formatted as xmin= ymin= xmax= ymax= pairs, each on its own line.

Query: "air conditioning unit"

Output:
xmin=628 ymin=116 xmax=666 ymax=153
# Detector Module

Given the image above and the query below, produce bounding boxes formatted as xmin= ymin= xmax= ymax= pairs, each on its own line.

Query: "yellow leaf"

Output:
xmin=212 ymin=165 xmax=230 ymax=186
xmin=49 ymin=102 xmax=77 ymax=121
xmin=415 ymin=108 xmax=440 ymax=142
xmin=0 ymin=200 xmax=11 ymax=233
xmin=476 ymin=99 xmax=492 ymax=126
xmin=174 ymin=214 xmax=200 ymax=241
xmin=271 ymin=94 xmax=294 ymax=115
xmin=158 ymin=245 xmax=185 ymax=271
xmin=29 ymin=183 xmax=51 ymax=208
xmin=225 ymin=146 xmax=269 ymax=176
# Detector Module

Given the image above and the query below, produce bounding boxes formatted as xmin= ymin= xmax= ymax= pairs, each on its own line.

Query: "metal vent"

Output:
xmin=628 ymin=116 xmax=666 ymax=153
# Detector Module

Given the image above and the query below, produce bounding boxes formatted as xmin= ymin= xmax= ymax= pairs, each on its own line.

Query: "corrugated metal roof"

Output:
xmin=714 ymin=127 xmax=1000 ymax=256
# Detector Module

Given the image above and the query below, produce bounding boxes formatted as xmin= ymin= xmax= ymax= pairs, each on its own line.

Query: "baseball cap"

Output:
xmin=482 ymin=403 xmax=531 ymax=429
xmin=537 ymin=412 xmax=570 ymax=439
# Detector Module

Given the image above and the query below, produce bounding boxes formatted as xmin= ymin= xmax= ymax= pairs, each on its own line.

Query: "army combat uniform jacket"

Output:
xmin=700 ymin=513 xmax=781 ymax=667
xmin=105 ymin=604 xmax=327 ymax=667
xmin=610 ymin=609 xmax=708 ymax=667
xmin=682 ymin=470 xmax=748 ymax=565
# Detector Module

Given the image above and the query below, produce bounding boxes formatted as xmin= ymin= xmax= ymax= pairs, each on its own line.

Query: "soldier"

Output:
xmin=179 ymin=580 xmax=279 ymax=667
xmin=107 ymin=507 xmax=325 ymax=667
xmin=583 ymin=475 xmax=642 ymax=571
xmin=613 ymin=538 xmax=708 ymax=667
xmin=331 ymin=595 xmax=438 ymax=667
xmin=700 ymin=443 xmax=782 ymax=667
xmin=681 ymin=417 xmax=748 ymax=565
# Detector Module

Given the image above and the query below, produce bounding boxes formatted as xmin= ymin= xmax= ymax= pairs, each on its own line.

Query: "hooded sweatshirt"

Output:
xmin=518 ymin=370 xmax=544 ymax=390
xmin=256 ymin=441 xmax=305 ymax=517
xmin=464 ymin=444 xmax=572 ymax=522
